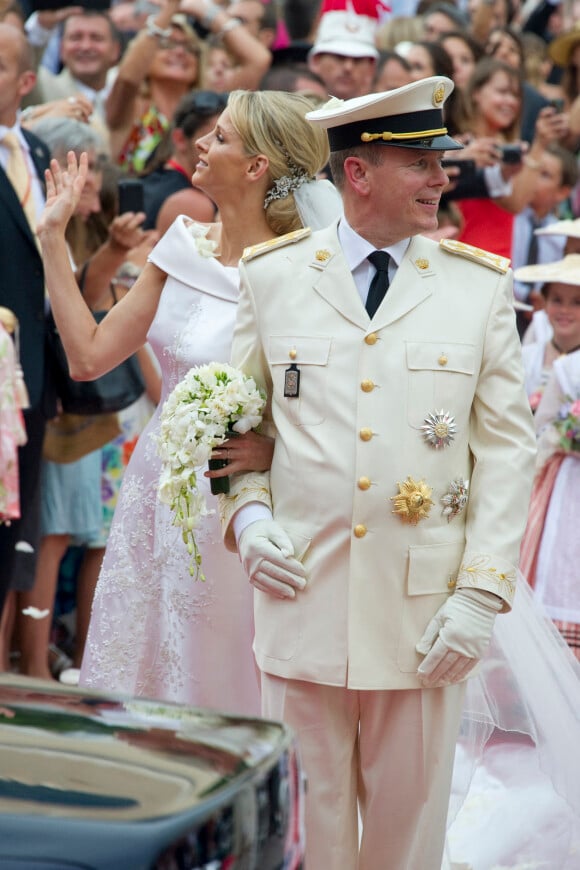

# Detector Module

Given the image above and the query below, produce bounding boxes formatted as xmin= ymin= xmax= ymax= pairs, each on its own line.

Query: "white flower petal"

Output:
xmin=22 ymin=607 xmax=50 ymax=620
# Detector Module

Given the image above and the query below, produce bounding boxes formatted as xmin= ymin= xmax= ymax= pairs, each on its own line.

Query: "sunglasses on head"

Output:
xmin=157 ymin=35 xmax=200 ymax=56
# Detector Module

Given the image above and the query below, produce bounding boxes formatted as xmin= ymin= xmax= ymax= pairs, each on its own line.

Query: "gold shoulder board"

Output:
xmin=242 ymin=227 xmax=312 ymax=262
xmin=439 ymin=239 xmax=510 ymax=274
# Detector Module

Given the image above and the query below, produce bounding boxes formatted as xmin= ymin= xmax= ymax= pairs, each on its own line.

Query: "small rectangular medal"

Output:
xmin=284 ymin=364 xmax=300 ymax=398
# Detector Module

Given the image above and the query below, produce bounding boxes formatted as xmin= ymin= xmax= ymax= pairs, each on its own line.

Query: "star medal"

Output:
xmin=441 ymin=477 xmax=469 ymax=522
xmin=421 ymin=409 xmax=457 ymax=449
xmin=391 ymin=477 xmax=433 ymax=525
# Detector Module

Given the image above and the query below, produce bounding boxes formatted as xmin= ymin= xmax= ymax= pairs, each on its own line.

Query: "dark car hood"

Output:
xmin=0 ymin=675 xmax=292 ymax=823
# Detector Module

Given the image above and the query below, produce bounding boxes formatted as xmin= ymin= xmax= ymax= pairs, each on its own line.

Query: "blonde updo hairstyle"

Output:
xmin=227 ymin=90 xmax=330 ymax=236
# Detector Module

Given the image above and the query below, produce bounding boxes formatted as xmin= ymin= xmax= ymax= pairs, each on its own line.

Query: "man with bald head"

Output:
xmin=0 ymin=23 xmax=53 ymax=628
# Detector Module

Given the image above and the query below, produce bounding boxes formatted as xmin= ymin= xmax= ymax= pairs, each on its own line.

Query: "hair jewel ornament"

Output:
xmin=264 ymin=169 xmax=311 ymax=209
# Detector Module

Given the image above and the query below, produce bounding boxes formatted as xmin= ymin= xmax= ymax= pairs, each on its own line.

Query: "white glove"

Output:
xmin=416 ymin=588 xmax=503 ymax=687
xmin=238 ymin=519 xmax=307 ymax=599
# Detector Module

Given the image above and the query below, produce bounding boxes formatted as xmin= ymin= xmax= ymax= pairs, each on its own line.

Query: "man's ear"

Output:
xmin=343 ymin=155 xmax=371 ymax=196
xmin=247 ymin=153 xmax=269 ymax=182
xmin=18 ymin=70 xmax=37 ymax=99
xmin=308 ymin=54 xmax=321 ymax=76
xmin=556 ymin=185 xmax=572 ymax=205
xmin=172 ymin=127 xmax=186 ymax=151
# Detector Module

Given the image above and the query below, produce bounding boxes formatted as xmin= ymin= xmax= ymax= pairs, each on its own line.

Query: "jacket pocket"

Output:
xmin=397 ymin=540 xmax=465 ymax=672
xmin=268 ymin=335 xmax=331 ymax=426
xmin=406 ymin=341 xmax=476 ymax=429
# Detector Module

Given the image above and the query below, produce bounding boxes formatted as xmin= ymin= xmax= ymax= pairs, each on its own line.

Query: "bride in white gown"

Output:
xmin=37 ymin=90 xmax=331 ymax=713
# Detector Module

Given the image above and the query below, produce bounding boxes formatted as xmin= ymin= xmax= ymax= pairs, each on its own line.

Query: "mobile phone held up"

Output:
xmin=118 ymin=178 xmax=145 ymax=214
xmin=498 ymin=144 xmax=523 ymax=165
xmin=550 ymin=98 xmax=565 ymax=114
xmin=441 ymin=159 xmax=476 ymax=176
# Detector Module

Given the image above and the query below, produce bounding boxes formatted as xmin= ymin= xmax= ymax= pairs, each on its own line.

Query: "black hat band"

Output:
xmin=327 ymin=108 xmax=446 ymax=151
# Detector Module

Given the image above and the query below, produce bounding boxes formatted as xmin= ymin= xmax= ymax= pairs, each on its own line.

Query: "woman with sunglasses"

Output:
xmin=37 ymin=89 xmax=335 ymax=712
xmin=107 ymin=6 xmax=203 ymax=175
xmin=107 ymin=0 xmax=271 ymax=175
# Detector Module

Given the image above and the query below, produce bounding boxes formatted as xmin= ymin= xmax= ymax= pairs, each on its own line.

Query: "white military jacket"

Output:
xmin=221 ymin=223 xmax=536 ymax=691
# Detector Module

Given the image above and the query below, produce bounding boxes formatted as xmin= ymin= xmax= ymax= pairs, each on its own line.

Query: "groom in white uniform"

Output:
xmin=220 ymin=77 xmax=536 ymax=869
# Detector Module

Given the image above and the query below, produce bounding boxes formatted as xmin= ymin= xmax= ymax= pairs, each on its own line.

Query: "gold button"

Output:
xmin=361 ymin=379 xmax=375 ymax=393
xmin=359 ymin=428 xmax=373 ymax=441
xmin=354 ymin=524 xmax=367 ymax=538
xmin=365 ymin=333 xmax=378 ymax=345
xmin=358 ymin=476 xmax=371 ymax=490
xmin=447 ymin=577 xmax=457 ymax=590
xmin=289 ymin=348 xmax=297 ymax=360
xmin=438 ymin=354 xmax=448 ymax=366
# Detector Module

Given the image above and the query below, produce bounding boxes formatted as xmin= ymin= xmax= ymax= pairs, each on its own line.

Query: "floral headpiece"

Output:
xmin=264 ymin=168 xmax=311 ymax=209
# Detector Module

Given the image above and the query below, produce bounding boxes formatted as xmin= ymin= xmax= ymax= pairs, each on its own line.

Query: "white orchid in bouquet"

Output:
xmin=157 ymin=362 xmax=265 ymax=580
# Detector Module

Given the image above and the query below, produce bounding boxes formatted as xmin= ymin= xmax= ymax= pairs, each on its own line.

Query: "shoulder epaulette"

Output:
xmin=439 ymin=238 xmax=510 ymax=274
xmin=242 ymin=227 xmax=312 ymax=262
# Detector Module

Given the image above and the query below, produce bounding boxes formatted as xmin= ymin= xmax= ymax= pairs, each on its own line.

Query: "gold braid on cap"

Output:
xmin=361 ymin=127 xmax=448 ymax=142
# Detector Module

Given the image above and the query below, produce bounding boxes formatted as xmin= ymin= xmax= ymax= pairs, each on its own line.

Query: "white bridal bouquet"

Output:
xmin=157 ymin=362 xmax=265 ymax=580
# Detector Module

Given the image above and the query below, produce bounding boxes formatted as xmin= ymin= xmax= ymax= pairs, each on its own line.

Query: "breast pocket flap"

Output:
xmin=268 ymin=336 xmax=331 ymax=366
xmin=406 ymin=342 xmax=476 ymax=375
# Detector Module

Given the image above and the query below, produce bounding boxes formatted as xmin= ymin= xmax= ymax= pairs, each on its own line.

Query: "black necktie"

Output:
xmin=366 ymin=251 xmax=391 ymax=318
xmin=526 ymin=217 xmax=540 ymax=266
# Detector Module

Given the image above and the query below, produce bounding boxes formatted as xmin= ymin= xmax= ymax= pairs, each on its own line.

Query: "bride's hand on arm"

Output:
xmin=37 ymin=151 xmax=88 ymax=240
xmin=206 ymin=430 xmax=274 ymax=478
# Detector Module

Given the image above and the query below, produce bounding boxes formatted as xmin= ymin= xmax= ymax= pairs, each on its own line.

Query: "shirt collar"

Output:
xmin=0 ymin=123 xmax=29 ymax=152
xmin=338 ymin=216 xmax=411 ymax=270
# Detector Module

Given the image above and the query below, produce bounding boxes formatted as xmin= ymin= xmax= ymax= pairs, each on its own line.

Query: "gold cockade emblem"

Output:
xmin=432 ymin=84 xmax=445 ymax=107
xmin=391 ymin=477 xmax=433 ymax=525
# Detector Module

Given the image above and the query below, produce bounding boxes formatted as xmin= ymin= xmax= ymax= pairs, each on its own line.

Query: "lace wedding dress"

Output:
xmin=80 ymin=217 xmax=260 ymax=715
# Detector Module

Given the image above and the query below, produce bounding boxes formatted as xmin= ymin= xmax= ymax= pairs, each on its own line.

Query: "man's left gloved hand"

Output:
xmin=416 ymin=587 xmax=503 ymax=687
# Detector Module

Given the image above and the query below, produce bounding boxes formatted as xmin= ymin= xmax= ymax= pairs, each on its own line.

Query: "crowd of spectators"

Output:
xmin=0 ymin=0 xmax=579 ymax=685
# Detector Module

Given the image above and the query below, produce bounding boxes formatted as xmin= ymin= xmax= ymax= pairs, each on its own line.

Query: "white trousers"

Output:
xmin=262 ymin=673 xmax=466 ymax=870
